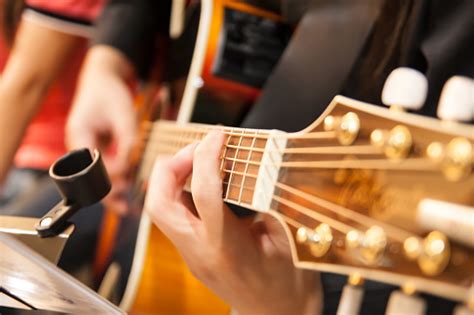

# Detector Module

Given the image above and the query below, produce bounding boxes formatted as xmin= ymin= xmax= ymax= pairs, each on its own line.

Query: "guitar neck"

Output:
xmin=139 ymin=120 xmax=285 ymax=208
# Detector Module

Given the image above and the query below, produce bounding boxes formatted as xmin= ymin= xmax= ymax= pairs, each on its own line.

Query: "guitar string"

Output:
xmin=144 ymin=130 xmax=334 ymax=143
xmin=137 ymin=123 xmax=376 ymax=161
xmin=146 ymin=122 xmax=337 ymax=140
xmin=145 ymin=136 xmax=382 ymax=156
xmin=142 ymin=143 xmax=437 ymax=173
xmin=138 ymin=146 xmax=416 ymax=242
xmin=274 ymin=181 xmax=413 ymax=241
xmin=222 ymin=181 xmax=354 ymax=234
xmin=138 ymin=127 xmax=432 ymax=173
xmin=275 ymin=212 xmax=305 ymax=229
xmin=139 ymin=129 xmax=414 ymax=169
xmin=139 ymin=140 xmax=362 ymax=236
xmin=271 ymin=194 xmax=355 ymax=234
xmin=222 ymin=156 xmax=437 ymax=171
xmin=137 ymin=128 xmax=415 ymax=244
xmin=137 ymin=125 xmax=424 ymax=241
xmin=221 ymin=179 xmax=413 ymax=242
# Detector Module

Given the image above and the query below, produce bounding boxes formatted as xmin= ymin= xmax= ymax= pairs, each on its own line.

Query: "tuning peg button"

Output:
xmin=386 ymin=289 xmax=426 ymax=315
xmin=337 ymin=273 xmax=365 ymax=315
xmin=382 ymin=67 xmax=428 ymax=111
xmin=437 ymin=76 xmax=474 ymax=122
xmin=453 ymin=305 xmax=474 ymax=315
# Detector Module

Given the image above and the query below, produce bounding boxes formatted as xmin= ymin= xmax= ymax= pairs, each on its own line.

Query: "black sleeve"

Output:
xmin=92 ymin=0 xmax=170 ymax=79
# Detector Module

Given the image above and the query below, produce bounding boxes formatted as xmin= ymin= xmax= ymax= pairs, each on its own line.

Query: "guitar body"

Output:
xmin=95 ymin=1 xmax=290 ymax=314
xmin=127 ymin=226 xmax=229 ymax=315
xmin=178 ymin=0 xmax=290 ymax=125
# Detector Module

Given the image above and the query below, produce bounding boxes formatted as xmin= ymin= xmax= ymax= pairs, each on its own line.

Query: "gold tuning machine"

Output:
xmin=403 ymin=231 xmax=451 ymax=276
xmin=371 ymin=125 xmax=413 ymax=160
xmin=296 ymin=223 xmax=333 ymax=257
xmin=345 ymin=226 xmax=387 ymax=265
xmin=324 ymin=112 xmax=360 ymax=146
xmin=427 ymin=137 xmax=473 ymax=181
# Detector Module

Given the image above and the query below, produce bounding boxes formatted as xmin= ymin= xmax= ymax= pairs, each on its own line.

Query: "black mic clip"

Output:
xmin=35 ymin=149 xmax=111 ymax=237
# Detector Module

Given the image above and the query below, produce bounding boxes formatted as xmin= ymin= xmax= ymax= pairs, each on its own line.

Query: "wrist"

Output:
xmin=85 ymin=45 xmax=135 ymax=81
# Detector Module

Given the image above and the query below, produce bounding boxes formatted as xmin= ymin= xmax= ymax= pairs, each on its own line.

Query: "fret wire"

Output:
xmin=224 ymin=129 xmax=244 ymax=201
xmin=219 ymin=135 xmax=230 ymax=176
xmin=237 ymin=130 xmax=258 ymax=204
xmin=223 ymin=181 xmax=254 ymax=191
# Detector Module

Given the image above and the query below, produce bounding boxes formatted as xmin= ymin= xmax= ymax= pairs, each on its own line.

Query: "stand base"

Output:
xmin=0 ymin=215 xmax=73 ymax=264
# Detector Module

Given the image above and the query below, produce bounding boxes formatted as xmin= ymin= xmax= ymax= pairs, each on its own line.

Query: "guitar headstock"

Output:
xmin=266 ymin=71 xmax=473 ymax=306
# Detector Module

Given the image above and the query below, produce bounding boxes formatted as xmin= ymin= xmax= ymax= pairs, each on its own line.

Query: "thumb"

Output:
xmin=146 ymin=142 xmax=198 ymax=213
xmin=111 ymin=110 xmax=138 ymax=175
xmin=65 ymin=121 xmax=99 ymax=151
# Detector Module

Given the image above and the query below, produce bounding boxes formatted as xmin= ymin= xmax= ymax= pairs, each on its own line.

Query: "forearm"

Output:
xmin=70 ymin=45 xmax=136 ymax=114
xmin=78 ymin=45 xmax=135 ymax=85
xmin=0 ymin=76 xmax=48 ymax=185
xmin=0 ymin=17 xmax=82 ymax=186
xmin=66 ymin=45 xmax=138 ymax=177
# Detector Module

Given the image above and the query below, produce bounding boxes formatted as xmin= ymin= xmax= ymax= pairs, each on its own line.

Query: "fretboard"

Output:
xmin=139 ymin=120 xmax=280 ymax=207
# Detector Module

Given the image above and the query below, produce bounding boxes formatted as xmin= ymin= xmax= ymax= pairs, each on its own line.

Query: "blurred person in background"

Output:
xmin=0 ymin=0 xmax=105 ymax=276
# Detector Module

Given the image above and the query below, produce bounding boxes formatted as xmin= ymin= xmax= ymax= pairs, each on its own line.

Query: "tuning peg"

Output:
xmin=437 ymin=76 xmax=474 ymax=122
xmin=386 ymin=286 xmax=426 ymax=315
xmin=453 ymin=305 xmax=474 ymax=315
xmin=453 ymin=287 xmax=474 ymax=315
xmin=382 ymin=67 xmax=428 ymax=111
xmin=336 ymin=273 xmax=365 ymax=315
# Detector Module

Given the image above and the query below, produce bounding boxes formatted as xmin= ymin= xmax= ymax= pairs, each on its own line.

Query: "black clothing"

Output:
xmin=241 ymin=1 xmax=472 ymax=313
xmin=243 ymin=0 xmax=474 ymax=132
xmin=93 ymin=0 xmax=171 ymax=79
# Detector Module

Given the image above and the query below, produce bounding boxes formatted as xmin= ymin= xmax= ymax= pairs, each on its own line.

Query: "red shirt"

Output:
xmin=12 ymin=42 xmax=88 ymax=169
xmin=0 ymin=0 xmax=104 ymax=169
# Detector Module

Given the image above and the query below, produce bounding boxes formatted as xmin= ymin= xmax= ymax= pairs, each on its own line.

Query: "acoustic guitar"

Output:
xmin=95 ymin=0 xmax=291 ymax=314
xmin=96 ymin=1 xmax=473 ymax=314
xmin=117 ymin=81 xmax=474 ymax=314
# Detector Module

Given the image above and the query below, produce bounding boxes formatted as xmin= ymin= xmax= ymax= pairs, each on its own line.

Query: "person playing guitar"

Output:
xmin=67 ymin=0 xmax=473 ymax=314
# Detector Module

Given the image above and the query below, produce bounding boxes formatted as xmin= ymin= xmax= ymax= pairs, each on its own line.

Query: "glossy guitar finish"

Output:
xmin=96 ymin=0 xmax=473 ymax=312
xmin=139 ymin=95 xmax=473 ymax=307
